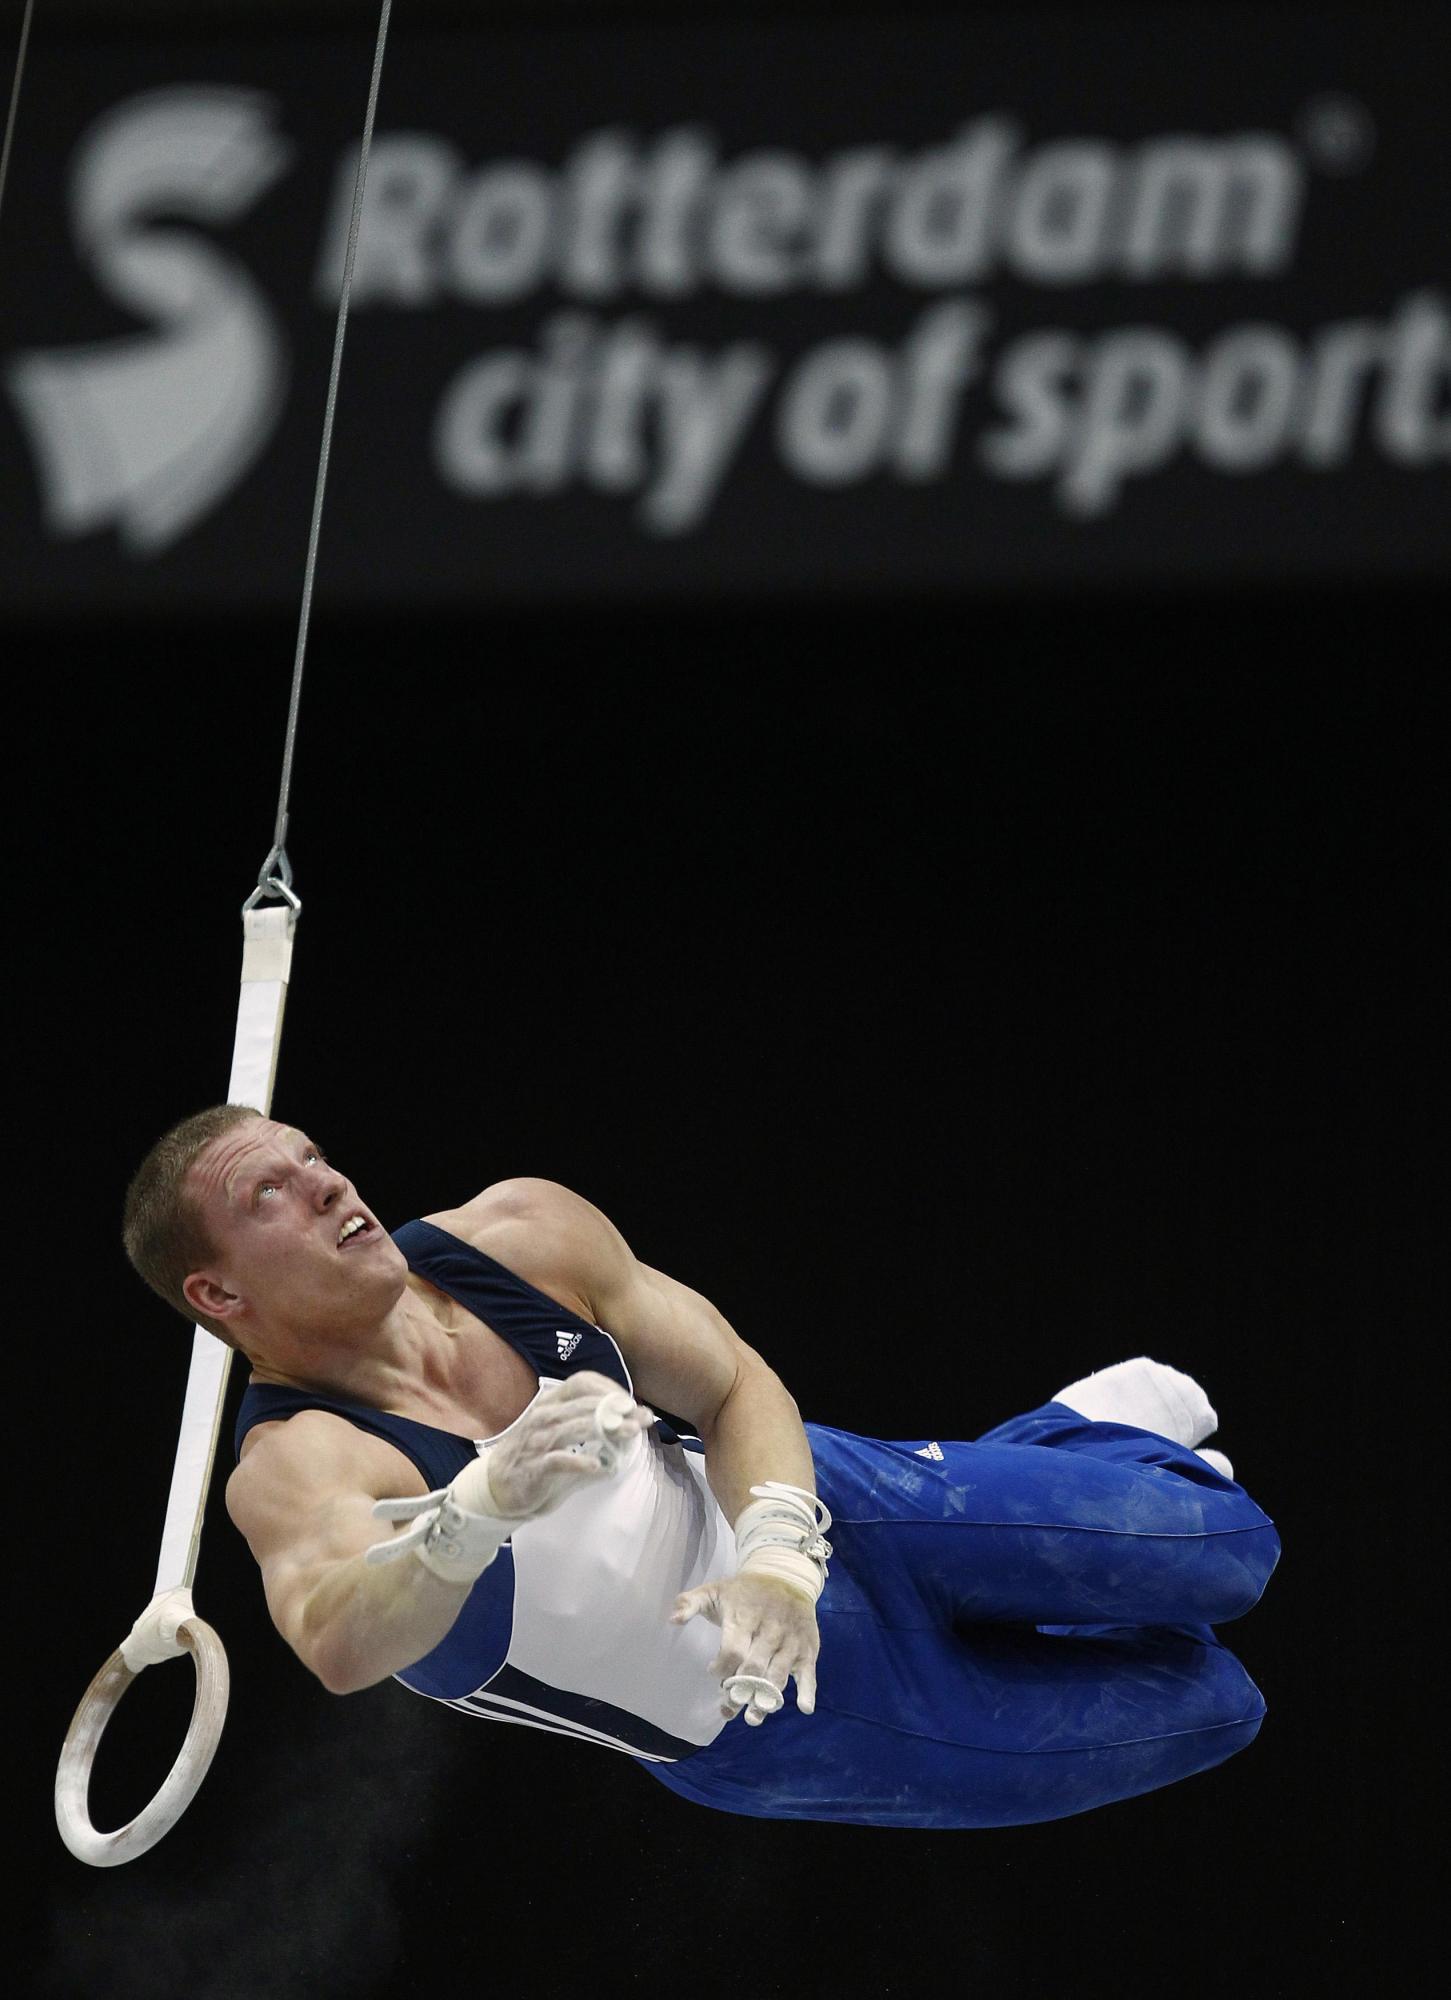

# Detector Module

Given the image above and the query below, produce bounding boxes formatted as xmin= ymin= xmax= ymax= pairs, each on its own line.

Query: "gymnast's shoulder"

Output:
xmin=424 ymin=1176 xmax=636 ymax=1302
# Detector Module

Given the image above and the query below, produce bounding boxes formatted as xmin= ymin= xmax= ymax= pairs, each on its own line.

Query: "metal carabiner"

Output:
xmin=242 ymin=845 xmax=302 ymax=917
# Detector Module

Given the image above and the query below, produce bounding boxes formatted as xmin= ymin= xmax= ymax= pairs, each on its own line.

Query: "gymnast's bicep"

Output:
xmin=226 ymin=1412 xmax=429 ymax=1658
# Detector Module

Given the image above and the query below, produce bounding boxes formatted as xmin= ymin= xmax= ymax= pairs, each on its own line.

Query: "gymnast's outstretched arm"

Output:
xmin=227 ymin=1411 xmax=464 ymax=1693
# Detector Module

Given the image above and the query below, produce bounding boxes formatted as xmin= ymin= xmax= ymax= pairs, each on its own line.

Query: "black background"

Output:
xmin=8 ymin=3 xmax=1447 ymax=1996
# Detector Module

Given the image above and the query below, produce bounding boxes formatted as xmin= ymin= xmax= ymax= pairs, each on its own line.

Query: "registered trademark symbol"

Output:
xmin=1298 ymin=94 xmax=1375 ymax=173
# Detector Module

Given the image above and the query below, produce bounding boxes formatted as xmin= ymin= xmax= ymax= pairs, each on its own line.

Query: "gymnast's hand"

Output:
xmin=485 ymin=1371 xmax=655 ymax=1518
xmin=670 ymin=1572 xmax=820 ymax=1726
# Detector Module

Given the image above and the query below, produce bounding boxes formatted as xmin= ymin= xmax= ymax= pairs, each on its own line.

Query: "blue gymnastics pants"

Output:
xmin=643 ymin=1402 xmax=1282 ymax=1828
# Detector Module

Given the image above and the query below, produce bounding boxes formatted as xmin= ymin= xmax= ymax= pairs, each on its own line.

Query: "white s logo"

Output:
xmin=6 ymin=86 xmax=293 ymax=552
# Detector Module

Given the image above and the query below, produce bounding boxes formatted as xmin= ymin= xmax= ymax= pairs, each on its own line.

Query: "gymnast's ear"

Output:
xmin=182 ymin=1270 xmax=239 ymax=1321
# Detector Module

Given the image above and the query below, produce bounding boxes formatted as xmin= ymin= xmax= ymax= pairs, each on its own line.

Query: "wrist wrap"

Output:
xmin=365 ymin=1449 xmax=534 ymax=1585
xmin=733 ymin=1481 xmax=834 ymax=1605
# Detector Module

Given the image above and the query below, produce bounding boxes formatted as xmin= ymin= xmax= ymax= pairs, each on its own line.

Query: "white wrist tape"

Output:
xmin=365 ymin=1450 xmax=533 ymax=1586
xmin=733 ymin=1481 xmax=834 ymax=1605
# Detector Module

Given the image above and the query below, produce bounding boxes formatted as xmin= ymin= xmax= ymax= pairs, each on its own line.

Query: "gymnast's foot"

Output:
xmin=1051 ymin=1356 xmax=1219 ymax=1450
xmin=1195 ymin=1447 xmax=1235 ymax=1479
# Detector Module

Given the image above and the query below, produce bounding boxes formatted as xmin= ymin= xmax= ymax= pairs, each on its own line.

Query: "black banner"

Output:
xmin=1 ymin=6 xmax=1448 ymax=606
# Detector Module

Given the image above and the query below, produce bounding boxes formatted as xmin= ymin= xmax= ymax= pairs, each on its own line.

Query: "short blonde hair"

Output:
xmin=122 ymin=1104 xmax=264 ymax=1352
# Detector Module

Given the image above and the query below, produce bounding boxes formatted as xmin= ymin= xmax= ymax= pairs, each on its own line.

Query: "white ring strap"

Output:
xmin=55 ymin=903 xmax=295 ymax=1867
xmin=153 ymin=904 xmax=296 ymax=1597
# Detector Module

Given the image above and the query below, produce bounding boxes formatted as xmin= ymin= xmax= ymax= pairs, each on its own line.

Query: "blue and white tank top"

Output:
xmin=233 ymin=1218 xmax=738 ymax=1763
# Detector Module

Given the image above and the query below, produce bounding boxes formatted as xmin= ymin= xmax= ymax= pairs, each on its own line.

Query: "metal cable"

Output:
xmin=251 ymin=0 xmax=394 ymax=907
xmin=0 ymin=0 xmax=36 ymax=234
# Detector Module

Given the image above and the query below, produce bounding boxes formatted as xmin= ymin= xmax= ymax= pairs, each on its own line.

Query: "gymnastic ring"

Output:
xmin=54 ymin=1617 xmax=230 ymax=1867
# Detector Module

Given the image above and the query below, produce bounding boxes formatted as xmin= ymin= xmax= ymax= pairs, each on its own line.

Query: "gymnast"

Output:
xmin=121 ymin=1105 xmax=1280 ymax=1829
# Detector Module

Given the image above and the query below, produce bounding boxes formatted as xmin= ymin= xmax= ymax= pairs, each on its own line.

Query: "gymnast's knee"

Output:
xmin=1201 ymin=1522 xmax=1282 ymax=1623
xmin=1187 ymin=1641 xmax=1268 ymax=1748
xmin=1194 ymin=1699 xmax=1266 ymax=1784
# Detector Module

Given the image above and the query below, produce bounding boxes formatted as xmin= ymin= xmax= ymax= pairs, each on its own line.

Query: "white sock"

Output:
xmin=1194 ymin=1447 xmax=1234 ymax=1479
xmin=1051 ymin=1356 xmax=1218 ymax=1449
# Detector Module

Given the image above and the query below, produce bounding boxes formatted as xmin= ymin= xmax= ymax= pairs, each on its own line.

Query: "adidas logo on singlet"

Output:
xmin=556 ymin=1330 xmax=582 ymax=1360
xmin=914 ymin=1442 xmax=944 ymax=1461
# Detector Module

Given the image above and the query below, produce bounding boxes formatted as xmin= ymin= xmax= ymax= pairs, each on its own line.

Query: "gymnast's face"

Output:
xmin=182 ymin=1118 xmax=407 ymax=1345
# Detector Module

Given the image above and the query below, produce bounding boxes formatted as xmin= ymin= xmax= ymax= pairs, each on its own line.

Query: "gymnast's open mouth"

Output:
xmin=336 ymin=1214 xmax=380 ymax=1249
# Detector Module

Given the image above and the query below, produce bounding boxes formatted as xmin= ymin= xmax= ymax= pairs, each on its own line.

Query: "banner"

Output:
xmin=1 ymin=8 xmax=1447 ymax=607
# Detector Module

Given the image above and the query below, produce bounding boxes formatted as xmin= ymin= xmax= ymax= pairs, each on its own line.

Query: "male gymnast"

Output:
xmin=121 ymin=1106 xmax=1281 ymax=1829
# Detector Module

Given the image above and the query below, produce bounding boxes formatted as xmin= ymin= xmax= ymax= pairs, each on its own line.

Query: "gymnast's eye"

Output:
xmin=255 ymin=1150 xmax=322 ymax=1203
